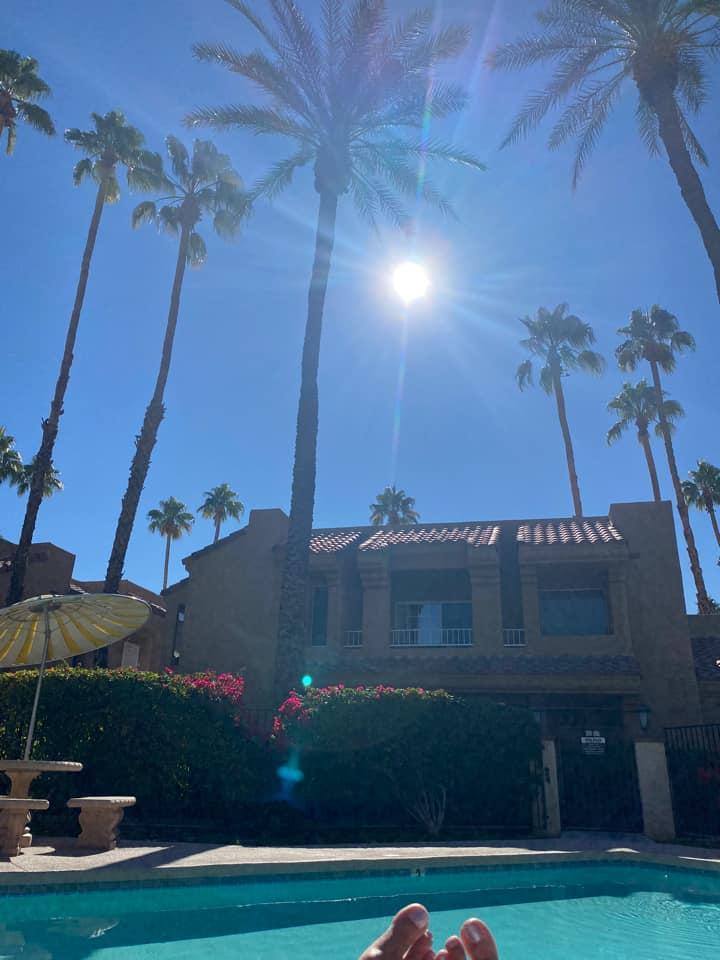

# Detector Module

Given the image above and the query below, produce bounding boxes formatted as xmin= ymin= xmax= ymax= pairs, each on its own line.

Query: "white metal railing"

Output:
xmin=390 ymin=628 xmax=473 ymax=647
xmin=503 ymin=628 xmax=527 ymax=647
xmin=344 ymin=630 xmax=363 ymax=647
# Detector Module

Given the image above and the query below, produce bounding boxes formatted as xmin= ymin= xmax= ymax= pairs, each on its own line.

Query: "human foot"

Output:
xmin=358 ymin=904 xmax=434 ymax=960
xmin=435 ymin=919 xmax=499 ymax=960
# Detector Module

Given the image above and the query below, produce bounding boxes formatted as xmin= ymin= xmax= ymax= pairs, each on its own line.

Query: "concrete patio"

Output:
xmin=1 ymin=833 xmax=720 ymax=889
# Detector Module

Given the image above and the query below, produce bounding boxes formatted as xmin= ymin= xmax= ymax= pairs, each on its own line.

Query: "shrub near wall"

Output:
xmin=274 ymin=686 xmax=542 ymax=835
xmin=0 ymin=668 xmax=269 ymax=828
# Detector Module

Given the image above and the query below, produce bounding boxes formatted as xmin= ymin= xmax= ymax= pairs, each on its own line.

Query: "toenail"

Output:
xmin=465 ymin=922 xmax=483 ymax=943
xmin=407 ymin=906 xmax=429 ymax=929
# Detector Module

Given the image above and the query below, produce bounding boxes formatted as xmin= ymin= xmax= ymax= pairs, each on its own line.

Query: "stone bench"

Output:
xmin=67 ymin=796 xmax=136 ymax=850
xmin=0 ymin=798 xmax=49 ymax=857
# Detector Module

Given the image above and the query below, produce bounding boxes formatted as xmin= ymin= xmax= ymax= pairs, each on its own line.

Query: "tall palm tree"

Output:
xmin=104 ymin=137 xmax=249 ymax=594
xmin=0 ymin=428 xmax=23 ymax=487
xmin=198 ymin=483 xmax=245 ymax=543
xmin=15 ymin=459 xmax=63 ymax=499
xmin=7 ymin=111 xmax=162 ymax=606
xmin=0 ymin=49 xmax=55 ymax=154
xmin=517 ymin=304 xmax=605 ymax=517
xmin=188 ymin=0 xmax=482 ymax=699
xmin=682 ymin=460 xmax=720 ymax=548
xmin=489 ymin=2 xmax=720 ymax=305
xmin=606 ymin=380 xmax=683 ymax=502
xmin=147 ymin=497 xmax=194 ymax=591
xmin=370 ymin=486 xmax=420 ymax=526
xmin=616 ymin=304 xmax=710 ymax=613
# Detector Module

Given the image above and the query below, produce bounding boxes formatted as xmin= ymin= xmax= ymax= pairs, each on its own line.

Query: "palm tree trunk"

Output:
xmin=551 ymin=370 xmax=583 ymax=517
xmin=653 ymin=89 xmax=720 ymax=305
xmin=214 ymin=517 xmax=221 ymax=543
xmin=274 ymin=188 xmax=338 ymax=700
xmin=650 ymin=360 xmax=711 ymax=613
xmin=163 ymin=534 xmax=171 ymax=592
xmin=104 ymin=223 xmax=191 ymax=594
xmin=7 ymin=181 xmax=107 ymax=605
xmin=638 ymin=428 xmax=662 ymax=502
xmin=704 ymin=497 xmax=720 ymax=548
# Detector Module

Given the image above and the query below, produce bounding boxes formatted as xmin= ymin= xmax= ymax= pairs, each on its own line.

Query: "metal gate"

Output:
xmin=557 ymin=738 xmax=643 ymax=832
xmin=665 ymin=724 xmax=720 ymax=840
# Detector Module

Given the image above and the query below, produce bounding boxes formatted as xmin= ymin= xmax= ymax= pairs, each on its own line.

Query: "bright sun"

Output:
xmin=392 ymin=261 xmax=430 ymax=303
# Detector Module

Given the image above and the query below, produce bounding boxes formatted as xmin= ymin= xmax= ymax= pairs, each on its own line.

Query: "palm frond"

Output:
xmin=14 ymin=101 xmax=55 ymax=136
xmin=132 ymin=200 xmax=158 ymax=228
xmin=187 ymin=230 xmax=208 ymax=267
xmin=516 ymin=358 xmax=534 ymax=390
xmin=252 ymin=148 xmax=314 ymax=199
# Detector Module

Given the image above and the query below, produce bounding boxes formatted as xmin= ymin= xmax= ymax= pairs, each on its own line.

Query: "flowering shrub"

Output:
xmin=274 ymin=685 xmax=542 ymax=835
xmin=0 ymin=667 xmax=269 ymax=826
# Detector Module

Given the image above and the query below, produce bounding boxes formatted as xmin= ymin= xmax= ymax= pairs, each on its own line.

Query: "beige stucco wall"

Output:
xmin=170 ymin=509 xmax=288 ymax=705
xmin=634 ymin=740 xmax=676 ymax=841
xmin=610 ymin=501 xmax=702 ymax=731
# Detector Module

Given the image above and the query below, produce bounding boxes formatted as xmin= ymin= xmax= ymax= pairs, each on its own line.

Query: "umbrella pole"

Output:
xmin=23 ymin=605 xmax=51 ymax=761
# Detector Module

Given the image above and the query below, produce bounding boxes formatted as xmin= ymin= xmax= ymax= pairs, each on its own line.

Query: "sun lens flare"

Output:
xmin=392 ymin=261 xmax=430 ymax=303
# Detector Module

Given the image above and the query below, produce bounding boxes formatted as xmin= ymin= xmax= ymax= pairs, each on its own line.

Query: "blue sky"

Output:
xmin=3 ymin=0 xmax=720 ymax=606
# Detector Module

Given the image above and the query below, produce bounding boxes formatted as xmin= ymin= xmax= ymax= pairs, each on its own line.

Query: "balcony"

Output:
xmin=390 ymin=628 xmax=473 ymax=647
xmin=344 ymin=630 xmax=363 ymax=647
xmin=503 ymin=628 xmax=526 ymax=647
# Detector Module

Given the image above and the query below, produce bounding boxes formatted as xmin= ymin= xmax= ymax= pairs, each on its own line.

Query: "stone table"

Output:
xmin=0 ymin=760 xmax=82 ymax=847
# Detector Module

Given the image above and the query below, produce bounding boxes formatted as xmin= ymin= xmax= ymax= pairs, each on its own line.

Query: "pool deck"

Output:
xmin=1 ymin=833 xmax=720 ymax=889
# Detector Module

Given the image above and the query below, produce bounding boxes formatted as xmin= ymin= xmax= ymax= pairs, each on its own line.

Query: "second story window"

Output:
xmin=311 ymin=585 xmax=328 ymax=646
xmin=392 ymin=601 xmax=472 ymax=646
xmin=540 ymin=589 xmax=610 ymax=636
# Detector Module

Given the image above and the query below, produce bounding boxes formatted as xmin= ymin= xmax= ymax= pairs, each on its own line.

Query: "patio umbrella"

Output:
xmin=0 ymin=593 xmax=151 ymax=759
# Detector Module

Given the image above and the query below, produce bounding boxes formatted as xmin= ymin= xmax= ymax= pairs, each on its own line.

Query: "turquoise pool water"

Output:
xmin=1 ymin=862 xmax=719 ymax=960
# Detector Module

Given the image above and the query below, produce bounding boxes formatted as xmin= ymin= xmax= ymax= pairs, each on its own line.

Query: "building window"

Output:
xmin=540 ymin=589 xmax=610 ymax=636
xmin=311 ymin=586 xmax=328 ymax=646
xmin=393 ymin=601 xmax=472 ymax=646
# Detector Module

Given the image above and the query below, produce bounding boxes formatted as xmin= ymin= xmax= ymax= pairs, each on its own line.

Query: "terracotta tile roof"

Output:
xmin=310 ymin=529 xmax=368 ymax=554
xmin=517 ymin=518 xmax=623 ymax=547
xmin=358 ymin=523 xmax=501 ymax=552
xmin=692 ymin=638 xmax=720 ymax=681
xmin=306 ymin=654 xmax=641 ymax=677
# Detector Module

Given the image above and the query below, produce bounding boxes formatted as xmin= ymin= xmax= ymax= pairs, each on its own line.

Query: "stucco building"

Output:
xmin=162 ymin=500 xmax=720 ymax=738
xmin=0 ymin=538 xmax=166 ymax=669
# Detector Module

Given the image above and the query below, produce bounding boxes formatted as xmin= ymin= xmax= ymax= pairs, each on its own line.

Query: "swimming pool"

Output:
xmin=1 ymin=861 xmax=719 ymax=960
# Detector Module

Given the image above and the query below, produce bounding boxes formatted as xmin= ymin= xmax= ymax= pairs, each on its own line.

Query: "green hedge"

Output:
xmin=0 ymin=668 xmax=270 ymax=828
xmin=275 ymin=686 xmax=543 ymax=834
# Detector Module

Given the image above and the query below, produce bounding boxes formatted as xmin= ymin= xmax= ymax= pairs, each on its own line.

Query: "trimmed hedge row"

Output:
xmin=0 ymin=670 xmax=542 ymax=840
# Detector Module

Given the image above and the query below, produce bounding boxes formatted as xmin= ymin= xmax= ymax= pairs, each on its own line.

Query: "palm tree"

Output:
xmin=15 ymin=458 xmax=63 ymax=499
xmin=198 ymin=483 xmax=245 ymax=543
xmin=0 ymin=49 xmax=55 ymax=154
xmin=517 ymin=304 xmax=605 ymax=517
xmin=606 ymin=380 xmax=683 ymax=502
xmin=682 ymin=460 xmax=720 ymax=548
xmin=0 ymin=428 xmax=23 ymax=487
xmin=489 ymin=2 xmax=720 ymax=305
xmin=147 ymin=497 xmax=194 ymax=591
xmin=103 ymin=137 xmax=249 ymax=594
xmin=616 ymin=305 xmax=710 ymax=613
xmin=189 ymin=0 xmax=482 ymax=698
xmin=7 ymin=111 xmax=162 ymax=606
xmin=370 ymin=486 xmax=420 ymax=526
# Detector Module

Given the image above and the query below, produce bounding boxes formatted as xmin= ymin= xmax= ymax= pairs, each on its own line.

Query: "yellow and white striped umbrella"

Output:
xmin=0 ymin=593 xmax=151 ymax=667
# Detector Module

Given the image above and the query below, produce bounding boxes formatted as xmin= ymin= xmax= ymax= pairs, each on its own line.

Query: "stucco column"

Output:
xmin=469 ymin=560 xmax=502 ymax=651
xmin=325 ymin=567 xmax=343 ymax=648
xmin=608 ymin=562 xmax=632 ymax=652
xmin=359 ymin=558 xmax=391 ymax=654
xmin=520 ymin=565 xmax=541 ymax=645
xmin=533 ymin=739 xmax=561 ymax=837
xmin=634 ymin=740 xmax=676 ymax=841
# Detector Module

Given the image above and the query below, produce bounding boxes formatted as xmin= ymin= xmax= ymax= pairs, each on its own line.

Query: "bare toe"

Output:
xmin=459 ymin=920 xmax=499 ymax=960
xmin=444 ymin=935 xmax=466 ymax=960
xmin=405 ymin=931 xmax=434 ymax=960
xmin=359 ymin=904 xmax=429 ymax=960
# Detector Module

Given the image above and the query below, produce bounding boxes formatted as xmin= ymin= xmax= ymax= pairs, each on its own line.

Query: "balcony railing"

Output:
xmin=503 ymin=628 xmax=527 ymax=647
xmin=390 ymin=628 xmax=473 ymax=647
xmin=344 ymin=630 xmax=363 ymax=647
